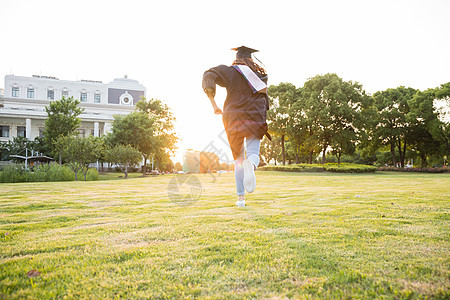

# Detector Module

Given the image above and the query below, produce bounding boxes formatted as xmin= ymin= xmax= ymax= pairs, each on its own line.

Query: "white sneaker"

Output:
xmin=236 ymin=195 xmax=245 ymax=207
xmin=235 ymin=199 xmax=245 ymax=207
xmin=243 ymin=159 xmax=256 ymax=193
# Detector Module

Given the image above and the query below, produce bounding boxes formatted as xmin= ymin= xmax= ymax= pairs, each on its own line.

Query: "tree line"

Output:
xmin=0 ymin=96 xmax=178 ymax=179
xmin=262 ymin=73 xmax=449 ymax=168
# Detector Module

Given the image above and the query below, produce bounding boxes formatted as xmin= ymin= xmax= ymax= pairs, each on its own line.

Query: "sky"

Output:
xmin=1 ymin=0 xmax=449 ymax=164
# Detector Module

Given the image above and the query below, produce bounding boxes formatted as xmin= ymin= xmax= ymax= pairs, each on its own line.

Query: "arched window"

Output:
xmin=119 ymin=91 xmax=133 ymax=105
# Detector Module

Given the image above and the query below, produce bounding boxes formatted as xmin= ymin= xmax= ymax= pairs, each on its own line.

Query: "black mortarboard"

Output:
xmin=232 ymin=46 xmax=259 ymax=59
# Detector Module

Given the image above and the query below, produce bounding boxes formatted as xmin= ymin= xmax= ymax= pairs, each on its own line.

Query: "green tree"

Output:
xmin=268 ymin=83 xmax=299 ymax=165
xmin=59 ymin=135 xmax=103 ymax=181
xmin=434 ymin=82 xmax=450 ymax=160
xmin=108 ymin=98 xmax=178 ymax=175
xmin=408 ymin=83 xmax=450 ymax=166
xmin=104 ymin=144 xmax=141 ymax=178
xmin=136 ymin=98 xmax=178 ymax=174
xmin=156 ymin=151 xmax=174 ymax=173
xmin=373 ymin=87 xmax=418 ymax=167
xmin=44 ymin=96 xmax=84 ymax=164
xmin=330 ymin=128 xmax=357 ymax=165
xmin=108 ymin=111 xmax=155 ymax=173
xmin=288 ymin=90 xmax=322 ymax=164
xmin=301 ymin=74 xmax=371 ymax=164
xmin=260 ymin=136 xmax=281 ymax=165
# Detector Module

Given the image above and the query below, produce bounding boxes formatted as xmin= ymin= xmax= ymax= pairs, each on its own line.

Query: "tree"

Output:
xmin=373 ymin=87 xmax=418 ymax=167
xmin=288 ymin=94 xmax=322 ymax=164
xmin=330 ymin=128 xmax=357 ymax=165
xmin=59 ymin=135 xmax=103 ymax=180
xmin=108 ymin=98 xmax=178 ymax=175
xmin=174 ymin=162 xmax=183 ymax=172
xmin=300 ymin=74 xmax=371 ymax=164
xmin=108 ymin=110 xmax=156 ymax=173
xmin=260 ymin=136 xmax=281 ymax=165
xmin=434 ymin=82 xmax=450 ymax=159
xmin=408 ymin=83 xmax=450 ymax=166
xmin=136 ymin=98 xmax=178 ymax=173
xmin=268 ymin=83 xmax=299 ymax=165
xmin=155 ymin=151 xmax=174 ymax=173
xmin=104 ymin=144 xmax=141 ymax=179
xmin=44 ymin=97 xmax=84 ymax=164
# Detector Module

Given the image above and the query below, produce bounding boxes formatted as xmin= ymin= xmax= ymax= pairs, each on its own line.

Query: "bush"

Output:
xmin=76 ymin=168 xmax=99 ymax=181
xmin=31 ymin=164 xmax=51 ymax=182
xmin=88 ymin=168 xmax=99 ymax=180
xmin=0 ymin=163 xmax=78 ymax=183
xmin=378 ymin=166 xmax=449 ymax=173
xmin=260 ymin=163 xmax=324 ymax=172
xmin=0 ymin=164 xmax=26 ymax=183
xmin=324 ymin=163 xmax=377 ymax=173
xmin=47 ymin=164 xmax=75 ymax=181
xmin=260 ymin=163 xmax=377 ymax=173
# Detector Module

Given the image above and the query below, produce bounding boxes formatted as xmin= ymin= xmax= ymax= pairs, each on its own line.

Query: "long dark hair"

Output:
xmin=232 ymin=57 xmax=267 ymax=76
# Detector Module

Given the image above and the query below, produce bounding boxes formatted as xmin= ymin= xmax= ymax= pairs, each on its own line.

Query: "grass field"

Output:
xmin=0 ymin=171 xmax=449 ymax=299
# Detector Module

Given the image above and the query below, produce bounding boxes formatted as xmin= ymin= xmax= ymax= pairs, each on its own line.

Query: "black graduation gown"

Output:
xmin=202 ymin=65 xmax=270 ymax=160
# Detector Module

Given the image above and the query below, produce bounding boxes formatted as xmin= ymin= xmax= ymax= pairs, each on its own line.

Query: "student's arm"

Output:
xmin=202 ymin=65 xmax=230 ymax=115
xmin=205 ymin=88 xmax=222 ymax=114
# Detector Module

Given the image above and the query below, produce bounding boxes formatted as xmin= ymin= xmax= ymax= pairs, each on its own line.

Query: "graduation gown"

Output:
xmin=202 ymin=64 xmax=270 ymax=160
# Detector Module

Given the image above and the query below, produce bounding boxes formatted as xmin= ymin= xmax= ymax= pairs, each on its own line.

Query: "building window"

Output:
xmin=27 ymin=88 xmax=35 ymax=98
xmin=119 ymin=91 xmax=133 ymax=105
xmin=94 ymin=93 xmax=101 ymax=103
xmin=62 ymin=90 xmax=69 ymax=98
xmin=80 ymin=92 xmax=87 ymax=102
xmin=39 ymin=127 xmax=45 ymax=138
xmin=47 ymin=89 xmax=55 ymax=100
xmin=12 ymin=87 xmax=19 ymax=97
xmin=17 ymin=126 xmax=26 ymax=138
xmin=0 ymin=126 xmax=10 ymax=138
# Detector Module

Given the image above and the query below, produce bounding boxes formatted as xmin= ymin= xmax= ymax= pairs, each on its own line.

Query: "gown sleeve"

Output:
xmin=202 ymin=65 xmax=232 ymax=95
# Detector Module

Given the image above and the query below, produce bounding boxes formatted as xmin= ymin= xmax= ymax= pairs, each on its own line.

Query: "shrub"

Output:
xmin=76 ymin=168 xmax=99 ymax=181
xmin=0 ymin=163 xmax=75 ymax=183
xmin=378 ymin=166 xmax=449 ymax=173
xmin=260 ymin=163 xmax=377 ymax=173
xmin=259 ymin=164 xmax=324 ymax=172
xmin=87 ymin=168 xmax=99 ymax=181
xmin=0 ymin=164 xmax=26 ymax=183
xmin=324 ymin=163 xmax=377 ymax=173
xmin=47 ymin=164 xmax=75 ymax=181
xmin=32 ymin=164 xmax=51 ymax=182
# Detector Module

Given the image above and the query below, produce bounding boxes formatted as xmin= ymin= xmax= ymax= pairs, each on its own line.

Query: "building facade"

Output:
xmin=0 ymin=74 xmax=146 ymax=142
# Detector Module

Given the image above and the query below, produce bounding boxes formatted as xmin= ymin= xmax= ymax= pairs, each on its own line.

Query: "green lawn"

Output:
xmin=0 ymin=171 xmax=449 ymax=299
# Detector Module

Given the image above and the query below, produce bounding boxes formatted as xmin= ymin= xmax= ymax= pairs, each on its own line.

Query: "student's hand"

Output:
xmin=214 ymin=106 xmax=223 ymax=115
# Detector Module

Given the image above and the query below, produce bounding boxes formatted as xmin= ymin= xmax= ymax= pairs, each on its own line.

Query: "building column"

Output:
xmin=26 ymin=118 xmax=31 ymax=140
xmin=103 ymin=122 xmax=112 ymax=135
xmin=94 ymin=122 xmax=99 ymax=137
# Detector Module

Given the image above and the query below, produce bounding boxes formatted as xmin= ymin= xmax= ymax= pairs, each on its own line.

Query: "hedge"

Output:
xmin=259 ymin=163 xmax=377 ymax=173
xmin=378 ymin=166 xmax=449 ymax=173
xmin=0 ymin=163 xmax=99 ymax=183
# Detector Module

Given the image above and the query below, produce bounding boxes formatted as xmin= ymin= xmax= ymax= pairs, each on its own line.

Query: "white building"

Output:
xmin=0 ymin=74 xmax=146 ymax=142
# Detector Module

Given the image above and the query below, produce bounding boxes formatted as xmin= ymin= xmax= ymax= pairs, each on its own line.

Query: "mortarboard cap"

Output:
xmin=232 ymin=46 xmax=259 ymax=59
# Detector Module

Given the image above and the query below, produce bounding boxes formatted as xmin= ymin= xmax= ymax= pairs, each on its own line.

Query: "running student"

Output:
xmin=202 ymin=46 xmax=271 ymax=207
